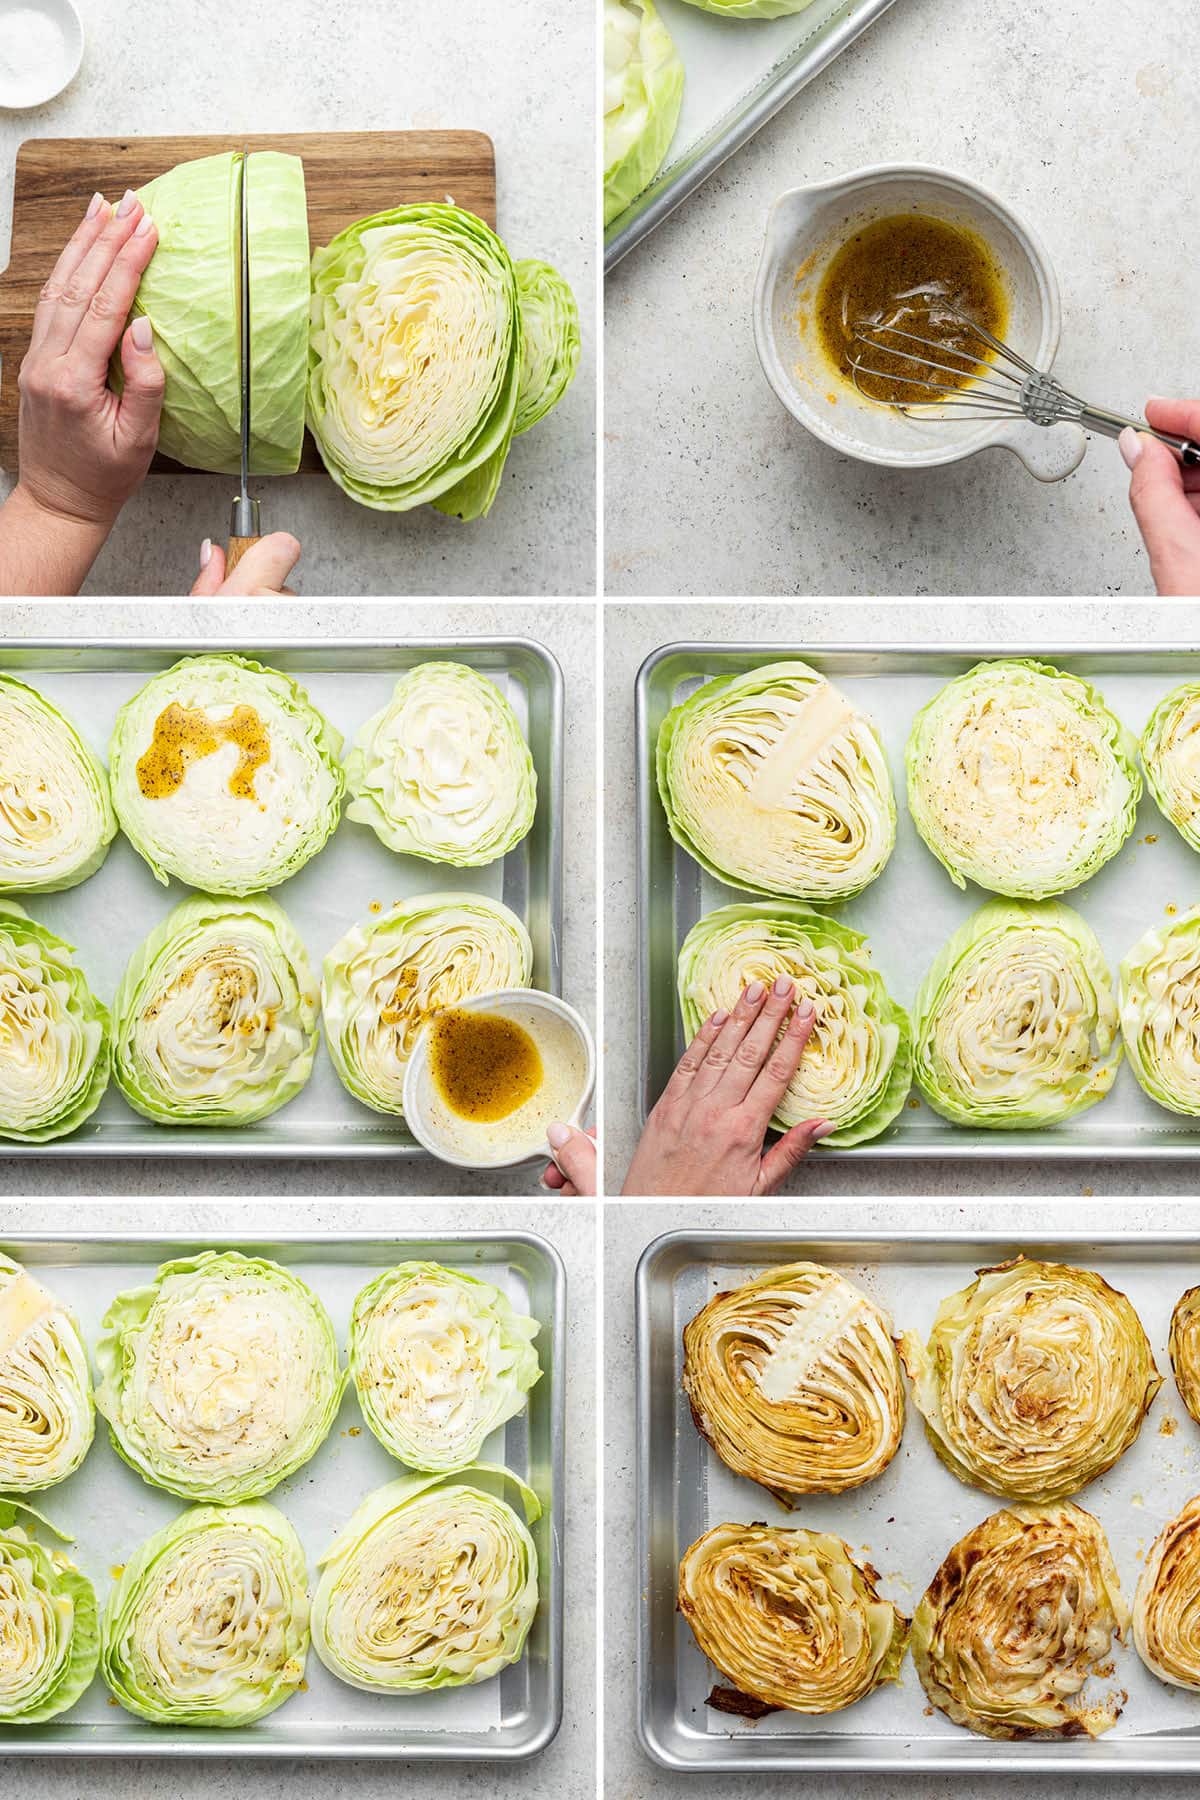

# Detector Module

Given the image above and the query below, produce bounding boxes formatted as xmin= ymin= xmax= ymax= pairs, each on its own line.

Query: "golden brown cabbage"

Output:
xmin=1134 ymin=1494 xmax=1200 ymax=1691
xmin=1169 ymin=1286 xmax=1200 ymax=1428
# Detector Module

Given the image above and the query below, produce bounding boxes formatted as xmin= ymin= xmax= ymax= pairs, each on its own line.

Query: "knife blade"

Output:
xmin=226 ymin=144 xmax=261 ymax=570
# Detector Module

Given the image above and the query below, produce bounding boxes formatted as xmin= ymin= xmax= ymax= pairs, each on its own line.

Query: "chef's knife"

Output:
xmin=226 ymin=146 xmax=260 ymax=572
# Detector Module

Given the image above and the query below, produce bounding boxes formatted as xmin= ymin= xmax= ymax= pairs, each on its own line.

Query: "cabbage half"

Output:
xmin=307 ymin=204 xmax=521 ymax=518
xmin=657 ymin=661 xmax=895 ymax=901
xmin=0 ymin=675 xmax=115 ymax=893
xmin=349 ymin=1263 xmax=540 ymax=1473
xmin=1120 ymin=910 xmax=1200 ymax=1116
xmin=0 ymin=1254 xmax=93 ymax=1491
xmin=122 ymin=151 xmax=309 ymax=475
xmin=1134 ymin=1495 xmax=1200 ymax=1692
xmin=513 ymin=259 xmax=580 ymax=435
xmin=912 ymin=1502 xmax=1129 ymax=1740
xmin=101 ymin=1502 xmax=309 ymax=1726
xmin=677 ymin=0 xmax=819 ymax=14
xmin=109 ymin=654 xmax=343 ymax=895
xmin=605 ymin=0 xmax=684 ymax=227
xmin=1142 ymin=681 xmax=1200 ymax=852
xmin=95 ymin=1250 xmax=345 ymax=1504
xmin=906 ymin=659 xmax=1140 ymax=898
xmin=900 ymin=1256 xmax=1160 ymax=1501
xmin=678 ymin=1522 xmax=908 ymax=1716
xmin=681 ymin=1262 xmax=904 ymax=1502
xmin=112 ymin=894 xmax=318 ymax=1126
xmin=322 ymin=894 xmax=533 ymax=1118
xmin=0 ymin=1501 xmax=98 ymax=1724
xmin=0 ymin=900 xmax=109 ymax=1143
xmin=1169 ymin=1286 xmax=1200 ymax=1429
xmin=912 ymin=898 xmax=1121 ymax=1129
xmin=312 ymin=1464 xmax=539 ymax=1693
xmin=345 ymin=662 xmax=536 ymax=867
xmin=677 ymin=903 xmax=911 ymax=1146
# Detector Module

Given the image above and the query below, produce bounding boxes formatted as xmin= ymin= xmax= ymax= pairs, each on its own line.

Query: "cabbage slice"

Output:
xmin=0 ymin=675 xmax=115 ymax=893
xmin=0 ymin=1254 xmax=94 ymax=1492
xmin=1120 ymin=909 xmax=1200 ymax=1116
xmin=513 ymin=258 xmax=580 ymax=435
xmin=0 ymin=900 xmax=109 ymax=1143
xmin=605 ymin=0 xmax=684 ymax=226
xmin=0 ymin=1501 xmax=98 ymax=1724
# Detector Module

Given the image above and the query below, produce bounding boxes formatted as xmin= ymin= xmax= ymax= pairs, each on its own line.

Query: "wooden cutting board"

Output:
xmin=0 ymin=130 xmax=496 ymax=474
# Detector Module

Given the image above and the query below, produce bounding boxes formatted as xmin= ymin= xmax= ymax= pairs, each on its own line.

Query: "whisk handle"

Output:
xmin=1079 ymin=404 xmax=1200 ymax=467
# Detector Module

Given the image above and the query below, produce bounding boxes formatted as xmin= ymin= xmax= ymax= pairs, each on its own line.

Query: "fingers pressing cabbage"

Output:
xmin=95 ymin=1251 xmax=345 ymax=1503
xmin=682 ymin=1263 xmax=904 ymax=1502
xmin=350 ymin=1263 xmax=540 ymax=1473
xmin=0 ymin=901 xmax=109 ymax=1143
xmin=678 ymin=1522 xmax=907 ymax=1717
xmin=112 ymin=894 xmax=319 ymax=1126
xmin=345 ymin=662 xmax=536 ymax=867
xmin=0 ymin=675 xmax=115 ymax=893
xmin=657 ymin=661 xmax=895 ymax=901
xmin=0 ymin=1502 xmax=98 ymax=1724
xmin=907 ymin=659 xmax=1139 ymax=898
xmin=912 ymin=898 xmax=1120 ymax=1129
xmin=513 ymin=259 xmax=580 ymax=435
xmin=677 ymin=903 xmax=910 ymax=1146
xmin=900 ymin=1256 xmax=1159 ymax=1501
xmin=0 ymin=1254 xmax=93 ymax=1491
xmin=912 ymin=1502 xmax=1128 ymax=1739
xmin=1142 ymin=680 xmax=1200 ymax=854
xmin=101 ymin=1503 xmax=309 ymax=1726
xmin=1120 ymin=910 xmax=1200 ymax=1116
xmin=1134 ymin=1495 xmax=1200 ymax=1692
xmin=312 ymin=1465 xmax=539 ymax=1692
xmin=322 ymin=894 xmax=533 ymax=1119
xmin=109 ymin=654 xmax=343 ymax=895
xmin=605 ymin=0 xmax=683 ymax=226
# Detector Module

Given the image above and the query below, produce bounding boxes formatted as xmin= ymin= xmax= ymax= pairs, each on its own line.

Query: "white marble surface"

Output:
xmin=0 ymin=0 xmax=595 ymax=596
xmin=0 ymin=1196 xmax=597 ymax=1799
xmin=605 ymin=1197 xmax=1200 ymax=1800
xmin=0 ymin=599 xmax=597 ymax=1196
xmin=605 ymin=0 xmax=1200 ymax=597
xmin=604 ymin=597 xmax=1200 ymax=1195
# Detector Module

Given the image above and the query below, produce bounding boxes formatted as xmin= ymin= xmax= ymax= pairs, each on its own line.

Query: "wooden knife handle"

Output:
xmin=226 ymin=536 xmax=261 ymax=573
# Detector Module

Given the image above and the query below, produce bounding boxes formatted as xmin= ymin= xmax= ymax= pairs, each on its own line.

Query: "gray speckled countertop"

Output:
xmin=0 ymin=0 xmax=594 ymax=596
xmin=605 ymin=598 xmax=1200 ymax=1196
xmin=0 ymin=1196 xmax=597 ymax=1800
xmin=0 ymin=599 xmax=596 ymax=1197
xmin=605 ymin=1197 xmax=1200 ymax=1800
xmin=605 ymin=0 xmax=1200 ymax=597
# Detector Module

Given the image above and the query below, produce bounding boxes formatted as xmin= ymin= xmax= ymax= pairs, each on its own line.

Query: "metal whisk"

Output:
xmin=849 ymin=302 xmax=1200 ymax=465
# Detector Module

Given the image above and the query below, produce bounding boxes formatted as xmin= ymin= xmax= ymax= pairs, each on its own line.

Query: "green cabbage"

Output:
xmin=344 ymin=661 xmax=536 ymax=866
xmin=605 ymin=0 xmax=684 ymax=227
xmin=913 ymin=898 xmax=1121 ymax=1129
xmin=1141 ymin=681 xmax=1200 ymax=853
xmin=101 ymin=1502 xmax=309 ymax=1726
xmin=112 ymin=894 xmax=318 ymax=1126
xmin=1120 ymin=909 xmax=1200 ymax=1116
xmin=122 ymin=151 xmax=309 ymax=475
xmin=0 ymin=675 xmax=115 ymax=893
xmin=0 ymin=1501 xmax=98 ymax=1724
xmin=0 ymin=900 xmax=109 ymax=1142
xmin=312 ymin=1464 xmax=539 ymax=1692
xmin=513 ymin=258 xmax=580 ymax=435
xmin=0 ymin=1255 xmax=94 ymax=1491
xmin=677 ymin=0 xmax=819 ymax=14
xmin=349 ymin=1263 xmax=540 ymax=1472
xmin=108 ymin=654 xmax=343 ymax=895
xmin=677 ymin=902 xmax=911 ymax=1146
xmin=95 ymin=1251 xmax=345 ymax=1503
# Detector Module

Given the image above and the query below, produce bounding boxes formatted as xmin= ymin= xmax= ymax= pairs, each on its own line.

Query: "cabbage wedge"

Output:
xmin=0 ymin=1254 xmax=93 ymax=1492
xmin=605 ymin=0 xmax=684 ymax=226
xmin=1120 ymin=910 xmax=1200 ymax=1116
xmin=0 ymin=675 xmax=115 ymax=893
xmin=513 ymin=258 xmax=580 ymax=435
xmin=1142 ymin=681 xmax=1200 ymax=853
xmin=1135 ymin=1495 xmax=1200 ymax=1691
xmin=0 ymin=901 xmax=109 ymax=1143
xmin=0 ymin=1500 xmax=98 ymax=1724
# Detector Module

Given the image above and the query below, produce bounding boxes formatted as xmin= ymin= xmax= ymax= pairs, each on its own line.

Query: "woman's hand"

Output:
xmin=541 ymin=1124 xmax=596 ymax=1197
xmin=1122 ymin=400 xmax=1200 ymax=596
xmin=190 ymin=533 xmax=302 ymax=597
xmin=622 ymin=977 xmax=832 ymax=1196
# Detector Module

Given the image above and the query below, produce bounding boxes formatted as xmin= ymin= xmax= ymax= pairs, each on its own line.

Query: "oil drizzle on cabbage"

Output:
xmin=137 ymin=703 xmax=270 ymax=801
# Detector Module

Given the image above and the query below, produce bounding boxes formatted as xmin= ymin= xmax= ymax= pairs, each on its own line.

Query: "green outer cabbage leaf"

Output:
xmin=100 ymin=1501 xmax=309 ymax=1726
xmin=312 ymin=1463 xmax=540 ymax=1693
xmin=913 ymin=897 xmax=1121 ymax=1130
xmin=307 ymin=204 xmax=521 ymax=517
xmin=95 ymin=1250 xmax=345 ymax=1504
xmin=0 ymin=1501 xmax=98 ymax=1724
xmin=0 ymin=675 xmax=116 ymax=893
xmin=676 ymin=0 xmax=820 ymax=15
xmin=349 ymin=1262 xmax=541 ymax=1472
xmin=344 ymin=661 xmax=537 ymax=867
xmin=677 ymin=902 xmax=911 ymax=1146
xmin=605 ymin=0 xmax=684 ymax=227
xmin=108 ymin=654 xmax=344 ymax=895
xmin=513 ymin=258 xmax=580 ymax=435
xmin=111 ymin=893 xmax=318 ymax=1127
xmin=0 ymin=900 xmax=109 ymax=1143
xmin=1141 ymin=680 xmax=1200 ymax=854
xmin=1120 ymin=908 xmax=1200 ymax=1116
xmin=0 ymin=1252 xmax=94 ymax=1491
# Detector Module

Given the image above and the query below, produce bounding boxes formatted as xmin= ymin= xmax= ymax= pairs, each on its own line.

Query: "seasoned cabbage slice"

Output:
xmin=0 ymin=901 xmax=109 ymax=1143
xmin=0 ymin=1502 xmax=98 ymax=1724
xmin=0 ymin=1254 xmax=93 ymax=1491
xmin=0 ymin=675 xmax=115 ymax=893
xmin=1120 ymin=909 xmax=1200 ymax=1116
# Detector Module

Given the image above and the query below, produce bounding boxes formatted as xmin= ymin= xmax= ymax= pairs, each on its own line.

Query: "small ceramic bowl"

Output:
xmin=0 ymin=0 xmax=84 ymax=109
xmin=403 ymin=989 xmax=596 ymax=1171
xmin=753 ymin=162 xmax=1086 ymax=483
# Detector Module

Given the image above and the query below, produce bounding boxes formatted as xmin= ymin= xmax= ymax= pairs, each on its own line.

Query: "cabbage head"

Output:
xmin=0 ymin=1254 xmax=93 ymax=1491
xmin=0 ymin=1501 xmax=98 ymax=1724
xmin=0 ymin=675 xmax=115 ymax=893
xmin=605 ymin=0 xmax=684 ymax=226
xmin=513 ymin=258 xmax=580 ymax=435
xmin=0 ymin=900 xmax=109 ymax=1143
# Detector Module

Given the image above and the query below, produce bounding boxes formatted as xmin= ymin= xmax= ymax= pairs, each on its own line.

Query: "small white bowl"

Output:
xmin=0 ymin=0 xmax=83 ymax=109
xmin=403 ymin=989 xmax=595 ymax=1172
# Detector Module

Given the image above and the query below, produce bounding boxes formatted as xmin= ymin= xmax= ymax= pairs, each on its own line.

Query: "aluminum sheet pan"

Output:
xmin=636 ymin=642 xmax=1200 ymax=1158
xmin=0 ymin=638 xmax=562 ymax=1158
xmin=0 ymin=1230 xmax=564 ymax=1759
xmin=637 ymin=1228 xmax=1200 ymax=1773
xmin=604 ymin=0 xmax=903 ymax=269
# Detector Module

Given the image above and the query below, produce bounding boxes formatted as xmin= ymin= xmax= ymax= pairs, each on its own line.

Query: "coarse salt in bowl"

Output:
xmin=0 ymin=0 xmax=83 ymax=109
